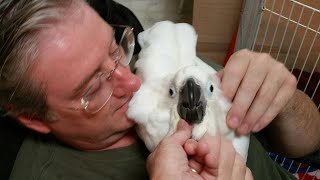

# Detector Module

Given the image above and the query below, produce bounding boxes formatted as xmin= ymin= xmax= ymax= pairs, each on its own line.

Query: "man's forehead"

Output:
xmin=31 ymin=3 xmax=113 ymax=98
xmin=35 ymin=3 xmax=107 ymax=67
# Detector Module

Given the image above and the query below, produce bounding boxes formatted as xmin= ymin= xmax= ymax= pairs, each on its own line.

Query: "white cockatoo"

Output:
xmin=127 ymin=21 xmax=250 ymax=160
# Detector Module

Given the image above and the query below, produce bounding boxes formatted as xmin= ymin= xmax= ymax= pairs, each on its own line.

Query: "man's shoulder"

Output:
xmin=10 ymin=135 xmax=149 ymax=180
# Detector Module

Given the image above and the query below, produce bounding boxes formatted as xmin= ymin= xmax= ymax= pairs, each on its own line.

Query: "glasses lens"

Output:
xmin=114 ymin=26 xmax=135 ymax=66
xmin=81 ymin=77 xmax=114 ymax=114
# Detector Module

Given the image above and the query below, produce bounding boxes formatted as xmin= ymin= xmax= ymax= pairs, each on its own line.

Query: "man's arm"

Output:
xmin=265 ymin=89 xmax=320 ymax=158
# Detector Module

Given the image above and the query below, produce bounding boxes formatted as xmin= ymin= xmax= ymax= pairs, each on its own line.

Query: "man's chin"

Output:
xmin=106 ymin=129 xmax=139 ymax=149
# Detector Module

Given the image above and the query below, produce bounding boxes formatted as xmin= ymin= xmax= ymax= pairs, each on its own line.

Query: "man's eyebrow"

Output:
xmin=72 ymin=67 xmax=100 ymax=97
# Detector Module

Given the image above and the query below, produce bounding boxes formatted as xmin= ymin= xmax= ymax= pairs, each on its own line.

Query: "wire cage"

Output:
xmin=251 ymin=0 xmax=320 ymax=179
xmin=252 ymin=0 xmax=320 ymax=110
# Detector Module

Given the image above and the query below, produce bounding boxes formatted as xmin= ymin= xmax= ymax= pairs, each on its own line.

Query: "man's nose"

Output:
xmin=111 ymin=65 xmax=141 ymax=98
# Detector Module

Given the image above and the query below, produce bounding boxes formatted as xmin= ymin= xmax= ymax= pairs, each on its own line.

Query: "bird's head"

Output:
xmin=169 ymin=65 xmax=224 ymax=125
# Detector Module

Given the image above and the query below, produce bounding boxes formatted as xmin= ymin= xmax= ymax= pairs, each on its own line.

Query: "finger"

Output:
xmin=184 ymin=139 xmax=198 ymax=155
xmin=237 ymin=64 xmax=287 ymax=134
xmin=230 ymin=154 xmax=247 ymax=180
xmin=245 ymin=167 xmax=254 ymax=180
xmin=198 ymin=133 xmax=221 ymax=166
xmin=196 ymin=134 xmax=221 ymax=176
xmin=146 ymin=153 xmax=155 ymax=173
xmin=195 ymin=141 xmax=210 ymax=157
xmin=216 ymin=69 xmax=224 ymax=80
xmin=200 ymin=153 xmax=219 ymax=179
xmin=252 ymin=75 xmax=296 ymax=132
xmin=217 ymin=137 xmax=236 ymax=180
xmin=203 ymin=151 xmax=217 ymax=170
xmin=169 ymin=120 xmax=192 ymax=145
xmin=220 ymin=52 xmax=250 ymax=102
xmin=188 ymin=142 xmax=209 ymax=171
xmin=188 ymin=159 xmax=203 ymax=174
xmin=227 ymin=58 xmax=268 ymax=130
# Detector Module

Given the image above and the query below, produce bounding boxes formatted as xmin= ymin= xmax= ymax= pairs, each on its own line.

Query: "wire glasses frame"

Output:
xmin=74 ymin=25 xmax=135 ymax=114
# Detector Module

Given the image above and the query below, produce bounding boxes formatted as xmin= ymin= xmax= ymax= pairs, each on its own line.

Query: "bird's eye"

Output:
xmin=210 ymin=85 xmax=214 ymax=92
xmin=207 ymin=82 xmax=214 ymax=93
xmin=169 ymin=88 xmax=176 ymax=97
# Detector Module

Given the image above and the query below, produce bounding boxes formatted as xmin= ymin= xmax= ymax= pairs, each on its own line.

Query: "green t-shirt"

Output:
xmin=246 ymin=135 xmax=296 ymax=179
xmin=10 ymin=133 xmax=296 ymax=180
xmin=9 ymin=134 xmax=149 ymax=180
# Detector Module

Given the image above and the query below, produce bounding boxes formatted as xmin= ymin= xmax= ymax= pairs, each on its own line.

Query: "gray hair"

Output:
xmin=0 ymin=0 xmax=85 ymax=121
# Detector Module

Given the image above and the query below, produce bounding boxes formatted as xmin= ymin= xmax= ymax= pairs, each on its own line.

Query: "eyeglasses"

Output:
xmin=71 ymin=25 xmax=135 ymax=114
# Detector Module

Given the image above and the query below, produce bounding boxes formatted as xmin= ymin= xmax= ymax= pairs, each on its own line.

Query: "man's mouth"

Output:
xmin=116 ymin=95 xmax=132 ymax=113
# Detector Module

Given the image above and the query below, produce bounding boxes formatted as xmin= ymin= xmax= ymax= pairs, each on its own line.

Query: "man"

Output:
xmin=0 ymin=0 xmax=319 ymax=179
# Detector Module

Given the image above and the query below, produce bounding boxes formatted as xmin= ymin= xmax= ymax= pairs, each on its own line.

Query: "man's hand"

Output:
xmin=218 ymin=49 xmax=297 ymax=135
xmin=146 ymin=120 xmax=202 ymax=180
xmin=185 ymin=134 xmax=253 ymax=180
xmin=147 ymin=120 xmax=253 ymax=180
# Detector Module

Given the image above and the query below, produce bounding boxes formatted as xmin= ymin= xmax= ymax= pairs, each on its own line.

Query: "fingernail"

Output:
xmin=228 ymin=116 xmax=240 ymax=128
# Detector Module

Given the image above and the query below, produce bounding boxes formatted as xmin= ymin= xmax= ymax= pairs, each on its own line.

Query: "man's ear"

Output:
xmin=17 ymin=116 xmax=51 ymax=134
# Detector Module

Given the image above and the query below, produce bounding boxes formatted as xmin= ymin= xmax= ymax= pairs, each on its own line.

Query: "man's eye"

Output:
xmin=84 ymin=80 xmax=101 ymax=98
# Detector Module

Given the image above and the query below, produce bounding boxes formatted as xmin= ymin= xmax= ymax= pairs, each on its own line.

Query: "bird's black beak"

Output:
xmin=178 ymin=78 xmax=206 ymax=124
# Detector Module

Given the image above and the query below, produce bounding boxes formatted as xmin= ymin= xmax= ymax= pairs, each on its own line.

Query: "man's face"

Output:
xmin=32 ymin=3 xmax=141 ymax=150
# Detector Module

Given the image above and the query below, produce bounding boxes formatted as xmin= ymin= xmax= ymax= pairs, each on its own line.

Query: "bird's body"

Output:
xmin=127 ymin=21 xmax=249 ymax=160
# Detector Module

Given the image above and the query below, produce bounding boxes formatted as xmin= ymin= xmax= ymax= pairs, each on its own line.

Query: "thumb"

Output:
xmin=216 ymin=69 xmax=224 ymax=80
xmin=169 ymin=120 xmax=192 ymax=145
